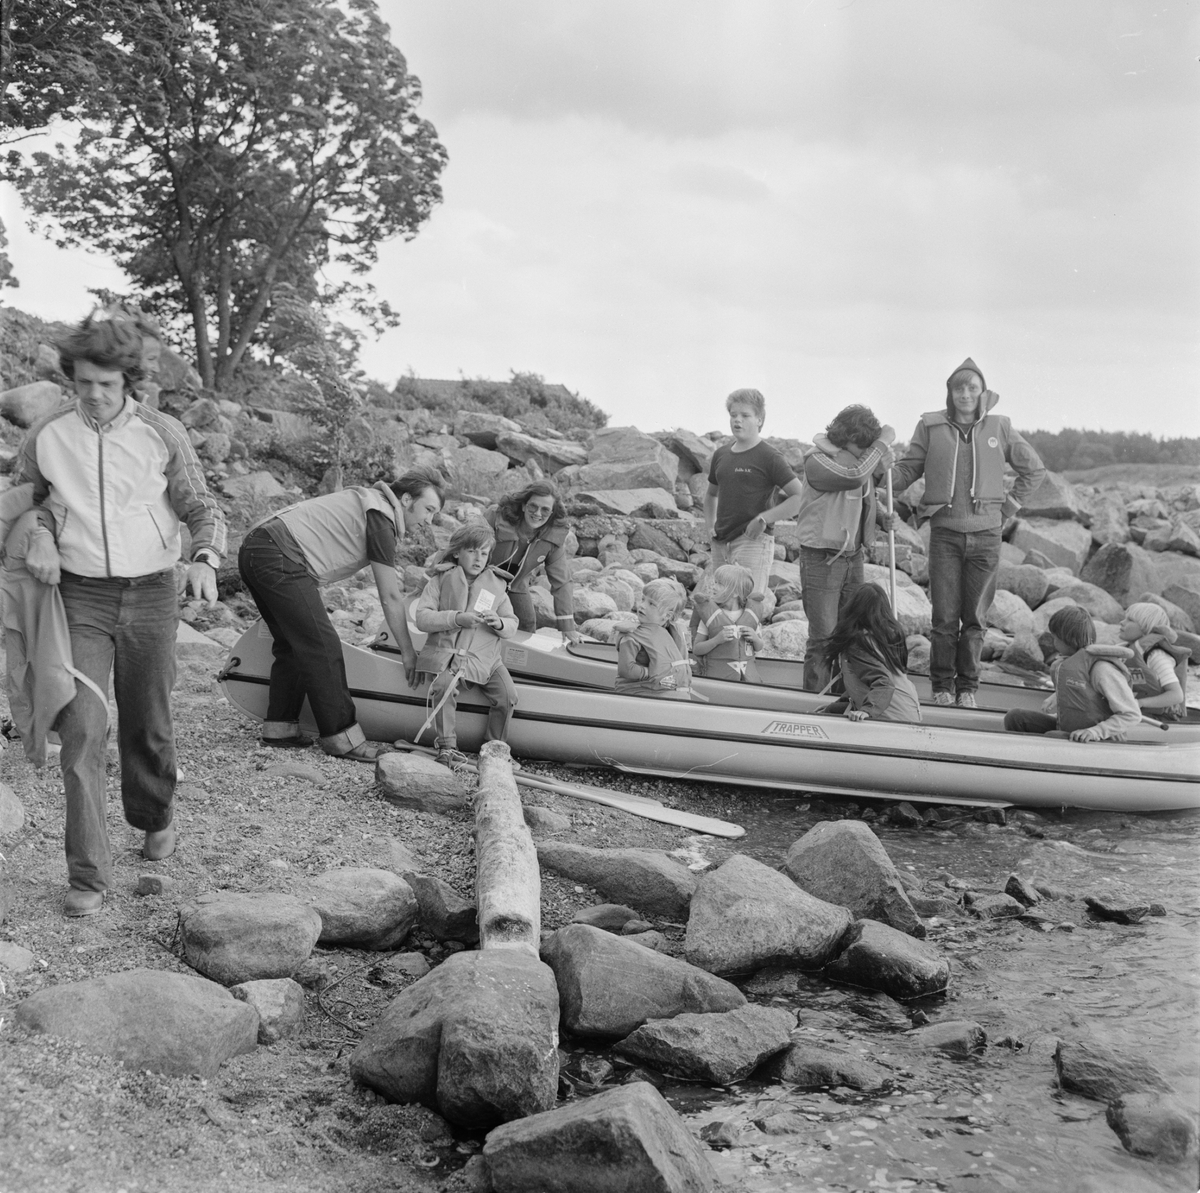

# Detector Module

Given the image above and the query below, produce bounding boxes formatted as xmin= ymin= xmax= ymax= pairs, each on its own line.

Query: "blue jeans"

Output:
xmin=800 ymin=546 xmax=864 ymax=692
xmin=928 ymin=526 xmax=1002 ymax=696
xmin=56 ymin=570 xmax=179 ymax=894
xmin=238 ymin=530 xmax=357 ymax=738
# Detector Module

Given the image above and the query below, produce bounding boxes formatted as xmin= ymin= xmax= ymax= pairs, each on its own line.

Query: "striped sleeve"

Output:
xmin=142 ymin=408 xmax=228 ymax=561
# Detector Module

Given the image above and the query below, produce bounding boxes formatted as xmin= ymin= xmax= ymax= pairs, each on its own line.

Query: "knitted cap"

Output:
xmin=1124 ymin=601 xmax=1176 ymax=643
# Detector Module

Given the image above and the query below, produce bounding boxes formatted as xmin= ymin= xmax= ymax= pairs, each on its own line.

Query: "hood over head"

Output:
xmin=945 ymin=357 xmax=998 ymax=419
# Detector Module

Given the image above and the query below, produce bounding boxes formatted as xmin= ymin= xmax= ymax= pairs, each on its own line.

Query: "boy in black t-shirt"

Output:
xmin=693 ymin=389 xmax=803 ymax=633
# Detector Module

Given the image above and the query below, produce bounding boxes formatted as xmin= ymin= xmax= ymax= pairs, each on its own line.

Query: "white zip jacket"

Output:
xmin=19 ymin=397 xmax=227 ymax=578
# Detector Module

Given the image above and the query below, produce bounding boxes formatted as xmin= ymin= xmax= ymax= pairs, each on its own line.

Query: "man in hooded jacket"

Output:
xmin=890 ymin=358 xmax=1045 ymax=707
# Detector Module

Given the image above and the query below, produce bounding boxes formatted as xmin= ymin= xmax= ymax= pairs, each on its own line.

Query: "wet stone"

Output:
xmin=910 ymin=1019 xmax=987 ymax=1056
xmin=1055 ymin=1039 xmax=1173 ymax=1103
xmin=823 ymin=919 xmax=951 ymax=1001
xmin=1004 ymin=874 xmax=1042 ymax=906
xmin=482 ymin=1082 xmax=717 ymax=1193
xmin=1084 ymin=896 xmax=1151 ymax=924
xmin=755 ymin=1111 xmax=809 ymax=1136
xmin=964 ymin=892 xmax=1025 ymax=920
xmin=1106 ymin=1092 xmax=1199 ymax=1163
xmin=761 ymin=1041 xmax=888 ymax=1091
xmin=885 ymin=802 xmax=923 ymax=828
xmin=613 ymin=1003 xmax=796 ymax=1085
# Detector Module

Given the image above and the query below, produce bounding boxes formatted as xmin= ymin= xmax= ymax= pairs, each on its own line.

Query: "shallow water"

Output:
xmin=665 ymin=801 xmax=1200 ymax=1192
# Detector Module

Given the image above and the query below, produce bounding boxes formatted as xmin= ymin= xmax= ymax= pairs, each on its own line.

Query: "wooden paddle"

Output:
xmin=387 ymin=740 xmax=745 ymax=839
xmin=885 ymin=467 xmax=898 ymax=617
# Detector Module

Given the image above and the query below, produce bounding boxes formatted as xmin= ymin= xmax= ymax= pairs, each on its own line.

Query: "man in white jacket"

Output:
xmin=20 ymin=310 xmax=227 ymax=917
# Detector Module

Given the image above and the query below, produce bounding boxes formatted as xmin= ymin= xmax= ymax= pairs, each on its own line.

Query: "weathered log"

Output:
xmin=475 ymin=740 xmax=541 ymax=954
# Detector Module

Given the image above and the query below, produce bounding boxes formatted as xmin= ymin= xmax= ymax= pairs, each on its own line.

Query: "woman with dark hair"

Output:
xmin=820 ymin=583 xmax=921 ymax=723
xmin=238 ymin=467 xmax=444 ymax=761
xmin=485 ymin=481 xmax=580 ymax=641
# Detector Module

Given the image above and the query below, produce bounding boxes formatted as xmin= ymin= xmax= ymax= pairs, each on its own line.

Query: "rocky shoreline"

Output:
xmin=1 ymin=321 xmax=1199 ymax=1190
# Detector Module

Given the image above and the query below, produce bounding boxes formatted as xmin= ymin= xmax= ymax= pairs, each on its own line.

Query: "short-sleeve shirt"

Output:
xmin=708 ymin=440 xmax=797 ymax=542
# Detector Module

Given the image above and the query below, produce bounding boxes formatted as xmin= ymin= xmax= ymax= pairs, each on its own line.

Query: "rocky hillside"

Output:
xmin=2 ymin=309 xmax=1199 ymax=689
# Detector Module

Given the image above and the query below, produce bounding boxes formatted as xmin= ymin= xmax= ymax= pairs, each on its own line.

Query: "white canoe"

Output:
xmin=219 ymin=623 xmax=1200 ymax=813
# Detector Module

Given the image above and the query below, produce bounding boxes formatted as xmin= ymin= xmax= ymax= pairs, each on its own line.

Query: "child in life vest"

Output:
xmin=413 ymin=522 xmax=518 ymax=767
xmin=691 ymin=564 xmax=764 ymax=683
xmin=616 ymin=578 xmax=693 ymax=699
xmin=1003 ymin=605 xmax=1141 ymax=741
xmin=1119 ymin=602 xmax=1187 ymax=720
xmin=820 ymin=583 xmax=921 ymax=722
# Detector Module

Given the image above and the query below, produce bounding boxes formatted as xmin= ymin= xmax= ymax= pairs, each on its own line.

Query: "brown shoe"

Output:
xmin=143 ymin=825 xmax=177 ymax=861
xmin=63 ymin=888 xmax=105 ymax=917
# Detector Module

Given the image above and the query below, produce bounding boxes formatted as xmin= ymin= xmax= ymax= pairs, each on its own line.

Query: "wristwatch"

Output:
xmin=192 ymin=549 xmax=221 ymax=570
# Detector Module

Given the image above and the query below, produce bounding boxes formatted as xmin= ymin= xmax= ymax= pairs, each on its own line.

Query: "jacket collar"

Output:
xmin=74 ymin=395 xmax=137 ymax=433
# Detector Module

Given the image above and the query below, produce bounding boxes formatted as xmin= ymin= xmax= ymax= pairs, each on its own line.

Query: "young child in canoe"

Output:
xmin=1119 ymin=602 xmax=1187 ymax=721
xmin=413 ymin=522 xmax=518 ymax=767
xmin=1003 ymin=605 xmax=1141 ymax=741
xmin=615 ymin=578 xmax=693 ymax=699
xmin=691 ymin=564 xmax=764 ymax=683
xmin=820 ymin=583 xmax=921 ymax=722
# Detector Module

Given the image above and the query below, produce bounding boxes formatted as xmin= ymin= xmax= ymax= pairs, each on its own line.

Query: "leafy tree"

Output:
xmin=3 ymin=0 xmax=446 ymax=390
xmin=0 ymin=218 xmax=16 ymax=289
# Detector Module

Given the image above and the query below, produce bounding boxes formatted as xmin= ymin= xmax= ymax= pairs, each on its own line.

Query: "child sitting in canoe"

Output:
xmin=615 ymin=578 xmax=693 ymax=699
xmin=820 ymin=583 xmax=921 ymax=722
xmin=1119 ymin=602 xmax=1188 ymax=721
xmin=413 ymin=522 xmax=518 ymax=767
xmin=1003 ymin=605 xmax=1141 ymax=741
xmin=691 ymin=564 xmax=764 ymax=683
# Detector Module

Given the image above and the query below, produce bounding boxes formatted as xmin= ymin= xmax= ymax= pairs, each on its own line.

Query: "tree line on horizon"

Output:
xmin=1018 ymin=428 xmax=1200 ymax=473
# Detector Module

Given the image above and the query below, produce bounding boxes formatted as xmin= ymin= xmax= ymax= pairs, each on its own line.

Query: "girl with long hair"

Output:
xmin=820 ymin=584 xmax=921 ymax=722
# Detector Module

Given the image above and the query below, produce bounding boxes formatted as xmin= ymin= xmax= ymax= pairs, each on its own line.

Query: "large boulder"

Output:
xmin=536 ymin=843 xmax=697 ymax=920
xmin=1143 ymin=519 xmax=1200 ymax=557
xmin=573 ymin=488 xmax=680 ymax=518
xmin=684 ymin=854 xmax=853 ymax=975
xmin=1080 ymin=542 xmax=1161 ymax=606
xmin=1162 ymin=579 xmax=1200 ymax=630
xmin=659 ymin=428 xmax=717 ymax=476
xmin=783 ymin=821 xmax=924 ymax=937
xmin=351 ymin=949 xmax=559 ymax=1130
xmin=759 ymin=618 xmax=808 ymax=659
xmin=996 ymin=562 xmax=1051 ymax=609
xmin=482 ymin=1082 xmax=717 ymax=1193
xmin=0 ymin=380 xmax=66 ymax=427
xmin=495 ymin=431 xmax=587 ymax=473
xmin=614 ymin=1003 xmax=795 ymax=1085
xmin=823 ymin=919 xmax=951 ymax=1001
xmin=179 ymin=892 xmax=322 ymax=985
xmin=1046 ymin=581 xmax=1124 ymax=624
xmin=221 ymin=470 xmax=289 ymax=501
xmin=302 ymin=868 xmax=418 ymax=951
xmin=578 ymin=573 xmax=636 ymax=612
xmin=14 ymin=969 xmax=258 ymax=1077
xmin=628 ymin=522 xmax=688 ymax=561
xmin=1010 ymin=518 xmax=1093 ymax=574
xmin=572 ymin=588 xmax=620 ymax=623
xmin=1154 ymin=550 xmax=1200 ymax=591
xmin=984 ymin=589 xmax=1035 ymax=636
xmin=585 ymin=427 xmax=680 ymax=490
xmin=1020 ymin=471 xmax=1086 ymax=522
xmin=541 ymin=923 xmax=744 ymax=1038
xmin=454 ymin=410 xmax=521 ymax=449
xmin=445 ymin=443 xmax=511 ymax=484
xmin=1087 ymin=493 xmax=1132 ymax=547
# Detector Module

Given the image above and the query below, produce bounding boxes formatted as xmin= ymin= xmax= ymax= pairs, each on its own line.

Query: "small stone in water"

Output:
xmin=1084 ymin=897 xmax=1151 ymax=925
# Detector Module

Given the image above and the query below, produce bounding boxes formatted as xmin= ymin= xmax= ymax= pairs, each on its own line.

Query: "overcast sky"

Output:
xmin=3 ymin=0 xmax=1197 ymax=440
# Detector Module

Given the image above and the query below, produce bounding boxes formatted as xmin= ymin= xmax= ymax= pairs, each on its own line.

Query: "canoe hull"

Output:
xmin=220 ymin=623 xmax=1200 ymax=813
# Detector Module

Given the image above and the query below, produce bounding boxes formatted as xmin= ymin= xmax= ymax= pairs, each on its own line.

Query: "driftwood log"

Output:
xmin=475 ymin=740 xmax=541 ymax=953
